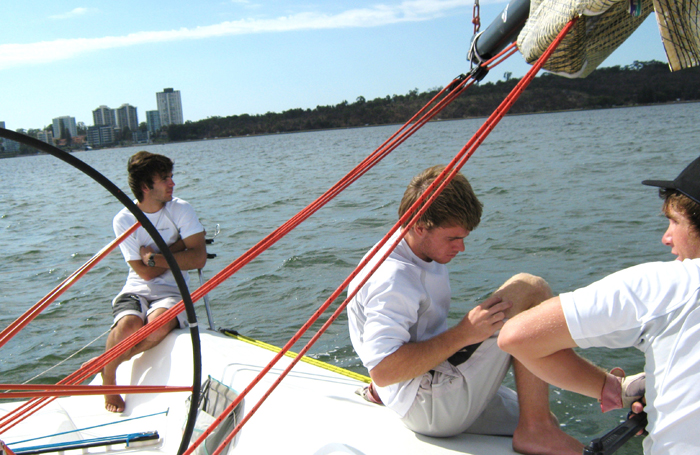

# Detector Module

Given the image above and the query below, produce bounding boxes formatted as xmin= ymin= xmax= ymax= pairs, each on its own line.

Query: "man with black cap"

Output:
xmin=497 ymin=156 xmax=700 ymax=455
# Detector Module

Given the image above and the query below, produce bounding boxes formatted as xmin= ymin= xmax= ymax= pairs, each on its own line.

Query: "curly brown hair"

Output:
xmin=398 ymin=165 xmax=482 ymax=231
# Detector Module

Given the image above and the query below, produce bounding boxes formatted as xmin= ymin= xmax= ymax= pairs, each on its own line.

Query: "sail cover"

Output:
xmin=517 ymin=0 xmax=700 ymax=77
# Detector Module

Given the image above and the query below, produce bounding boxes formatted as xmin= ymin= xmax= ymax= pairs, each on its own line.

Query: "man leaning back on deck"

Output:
xmin=347 ymin=165 xmax=582 ymax=455
xmin=100 ymin=151 xmax=206 ymax=413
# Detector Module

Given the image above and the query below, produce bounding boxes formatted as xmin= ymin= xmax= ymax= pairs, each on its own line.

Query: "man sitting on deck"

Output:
xmin=101 ymin=151 xmax=207 ymax=413
xmin=498 ymin=155 xmax=700 ymax=455
xmin=347 ymin=165 xmax=582 ymax=454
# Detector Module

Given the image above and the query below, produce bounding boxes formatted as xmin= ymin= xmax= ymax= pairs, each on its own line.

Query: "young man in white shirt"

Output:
xmin=498 ymin=156 xmax=700 ymax=455
xmin=348 ymin=165 xmax=582 ymax=454
xmin=102 ymin=151 xmax=207 ymax=413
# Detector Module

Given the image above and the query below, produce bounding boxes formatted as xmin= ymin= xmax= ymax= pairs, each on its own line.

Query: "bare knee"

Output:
xmin=113 ymin=315 xmax=145 ymax=338
xmin=513 ymin=272 xmax=552 ymax=303
xmin=145 ymin=315 xmax=178 ymax=343
xmin=496 ymin=273 xmax=552 ymax=316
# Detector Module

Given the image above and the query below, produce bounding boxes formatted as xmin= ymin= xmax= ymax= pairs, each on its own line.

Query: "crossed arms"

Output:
xmin=128 ymin=231 xmax=207 ymax=281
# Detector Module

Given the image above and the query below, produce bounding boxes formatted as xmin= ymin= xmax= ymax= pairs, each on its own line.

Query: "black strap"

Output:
xmin=448 ymin=342 xmax=482 ymax=367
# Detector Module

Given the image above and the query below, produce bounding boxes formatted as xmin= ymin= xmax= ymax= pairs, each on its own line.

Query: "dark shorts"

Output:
xmin=111 ymin=293 xmax=186 ymax=328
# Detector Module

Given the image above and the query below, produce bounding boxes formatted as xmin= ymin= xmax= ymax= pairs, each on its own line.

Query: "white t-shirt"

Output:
xmin=560 ymin=259 xmax=700 ymax=455
xmin=347 ymin=229 xmax=451 ymax=417
xmin=113 ymin=197 xmax=204 ymax=300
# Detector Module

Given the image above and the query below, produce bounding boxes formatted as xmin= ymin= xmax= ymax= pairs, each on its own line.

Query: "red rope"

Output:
xmin=1 ymin=25 xmax=526 ymax=442
xmin=1 ymin=384 xmax=191 ymax=399
xmin=94 ymin=43 xmax=518 ymax=387
xmin=488 ymin=43 xmax=520 ymax=68
xmin=1 ymin=440 xmax=17 ymax=455
xmin=182 ymin=38 xmax=531 ymax=455
xmin=0 ymin=225 xmax=140 ymax=431
xmin=0 ymin=73 xmax=477 ymax=436
xmin=199 ymin=17 xmax=579 ymax=455
xmin=179 ymin=78 xmax=497 ymax=455
xmin=0 ymin=222 xmax=140 ymax=350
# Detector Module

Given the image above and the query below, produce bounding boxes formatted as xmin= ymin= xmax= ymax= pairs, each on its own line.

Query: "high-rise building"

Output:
xmin=146 ymin=110 xmax=162 ymax=134
xmin=156 ymin=88 xmax=183 ymax=126
xmin=93 ymin=105 xmax=117 ymax=127
xmin=116 ymin=104 xmax=139 ymax=132
xmin=36 ymin=130 xmax=54 ymax=145
xmin=52 ymin=116 xmax=77 ymax=139
xmin=87 ymin=125 xmax=115 ymax=147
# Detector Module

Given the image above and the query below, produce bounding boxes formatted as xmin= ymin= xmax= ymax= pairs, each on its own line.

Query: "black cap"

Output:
xmin=642 ymin=156 xmax=700 ymax=205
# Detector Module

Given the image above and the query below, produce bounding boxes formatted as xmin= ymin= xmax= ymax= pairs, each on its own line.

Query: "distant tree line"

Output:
xmin=165 ymin=60 xmax=700 ymax=142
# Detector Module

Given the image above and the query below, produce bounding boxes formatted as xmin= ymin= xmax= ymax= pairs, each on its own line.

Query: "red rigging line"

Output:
xmin=58 ymin=70 xmax=481 ymax=383
xmin=488 ymin=43 xmax=520 ymax=68
xmin=0 ymin=222 xmax=140 ymax=433
xmin=0 ymin=222 xmax=140 ymax=350
xmin=0 ymin=384 xmax=192 ymax=399
xmin=186 ymin=18 xmax=579 ymax=455
xmin=0 ymin=440 xmax=17 ymax=455
xmin=0 ymin=67 xmax=481 ymax=436
xmin=189 ymin=19 xmax=576 ymax=455
xmin=2 ymin=22 xmax=537 ymax=447
xmin=180 ymin=73 xmax=494 ymax=455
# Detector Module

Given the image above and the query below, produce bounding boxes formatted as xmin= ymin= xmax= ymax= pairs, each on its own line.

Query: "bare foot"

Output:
xmin=512 ymin=414 xmax=583 ymax=455
xmin=101 ymin=371 xmax=125 ymax=413
xmin=105 ymin=394 xmax=125 ymax=413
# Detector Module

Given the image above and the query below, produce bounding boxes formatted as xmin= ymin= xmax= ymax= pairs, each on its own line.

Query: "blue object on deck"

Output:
xmin=9 ymin=431 xmax=159 ymax=455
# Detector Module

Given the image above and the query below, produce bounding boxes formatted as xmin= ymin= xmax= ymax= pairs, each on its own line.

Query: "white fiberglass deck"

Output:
xmin=1 ymin=329 xmax=515 ymax=455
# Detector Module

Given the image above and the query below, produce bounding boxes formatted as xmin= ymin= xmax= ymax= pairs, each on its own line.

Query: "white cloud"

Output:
xmin=49 ymin=7 xmax=90 ymax=20
xmin=1 ymin=0 xmax=470 ymax=70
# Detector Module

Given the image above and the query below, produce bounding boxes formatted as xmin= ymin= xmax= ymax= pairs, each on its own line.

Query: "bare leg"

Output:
xmin=511 ymin=358 xmax=583 ymax=455
xmin=133 ymin=308 xmax=179 ymax=353
xmin=493 ymin=274 xmax=583 ymax=454
xmin=102 ymin=315 xmax=144 ymax=413
xmin=499 ymin=297 xmax=608 ymax=400
xmin=100 ymin=309 xmax=178 ymax=413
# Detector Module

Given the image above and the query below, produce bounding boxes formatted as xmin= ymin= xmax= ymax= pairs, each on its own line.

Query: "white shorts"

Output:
xmin=111 ymin=293 xmax=187 ymax=329
xmin=400 ymin=336 xmax=518 ymax=437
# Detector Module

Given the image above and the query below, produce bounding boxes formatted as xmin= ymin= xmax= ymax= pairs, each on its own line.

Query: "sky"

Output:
xmin=0 ymin=0 xmax=669 ymax=131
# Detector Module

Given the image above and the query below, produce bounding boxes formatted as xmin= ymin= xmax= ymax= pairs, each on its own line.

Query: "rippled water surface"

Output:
xmin=2 ymin=102 xmax=700 ymax=452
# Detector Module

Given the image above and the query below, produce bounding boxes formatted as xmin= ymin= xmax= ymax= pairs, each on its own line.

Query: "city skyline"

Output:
xmin=11 ymin=87 xmax=182 ymax=138
xmin=0 ymin=86 xmax=181 ymax=150
xmin=1 ymin=1 xmax=670 ymax=131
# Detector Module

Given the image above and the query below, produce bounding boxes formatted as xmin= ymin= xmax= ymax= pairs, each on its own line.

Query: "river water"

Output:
xmin=2 ymin=102 xmax=700 ymax=452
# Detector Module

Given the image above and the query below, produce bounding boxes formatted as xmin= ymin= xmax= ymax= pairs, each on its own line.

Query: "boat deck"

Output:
xmin=1 ymin=329 xmax=515 ymax=454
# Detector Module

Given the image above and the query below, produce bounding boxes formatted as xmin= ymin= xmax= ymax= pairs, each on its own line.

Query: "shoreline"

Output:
xmin=2 ymin=99 xmax=698 ymax=159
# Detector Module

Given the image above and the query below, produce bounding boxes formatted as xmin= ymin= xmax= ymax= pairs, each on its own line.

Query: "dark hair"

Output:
xmin=398 ymin=165 xmax=482 ymax=230
xmin=127 ymin=151 xmax=174 ymax=202
xmin=660 ymin=188 xmax=700 ymax=235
